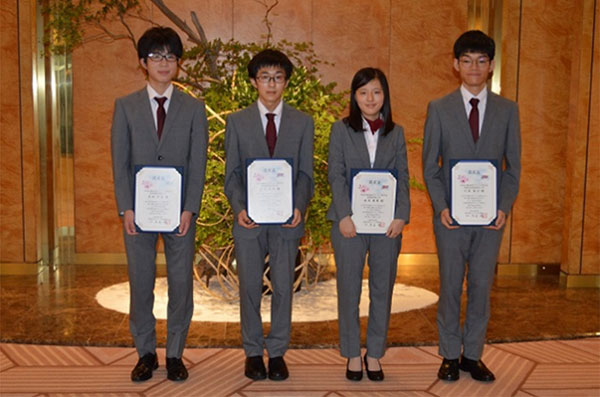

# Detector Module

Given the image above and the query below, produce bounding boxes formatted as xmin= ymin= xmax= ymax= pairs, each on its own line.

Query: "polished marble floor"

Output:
xmin=1 ymin=263 xmax=598 ymax=348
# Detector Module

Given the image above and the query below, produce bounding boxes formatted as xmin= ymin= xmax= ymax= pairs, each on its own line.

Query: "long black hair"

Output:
xmin=344 ymin=67 xmax=394 ymax=135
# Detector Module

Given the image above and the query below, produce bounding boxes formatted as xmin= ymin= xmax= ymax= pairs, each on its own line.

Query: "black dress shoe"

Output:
xmin=345 ymin=358 xmax=363 ymax=381
xmin=364 ymin=354 xmax=384 ymax=381
xmin=459 ymin=356 xmax=495 ymax=382
xmin=268 ymin=356 xmax=289 ymax=381
xmin=244 ymin=356 xmax=267 ymax=380
xmin=131 ymin=353 xmax=158 ymax=382
xmin=437 ymin=358 xmax=459 ymax=381
xmin=166 ymin=357 xmax=188 ymax=381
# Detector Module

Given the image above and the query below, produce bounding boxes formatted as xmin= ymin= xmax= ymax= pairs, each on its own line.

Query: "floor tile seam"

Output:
xmin=68 ymin=345 xmax=105 ymax=366
xmin=522 ymin=386 xmax=600 ymax=391
xmin=93 ymin=348 xmax=138 ymax=366
xmin=492 ymin=344 xmax=542 ymax=364
xmin=414 ymin=346 xmax=441 ymax=361
xmin=183 ymin=347 xmax=226 ymax=367
xmin=505 ymin=341 xmax=600 ymax=361
xmin=555 ymin=339 xmax=600 ymax=359
xmin=0 ymin=345 xmax=17 ymax=370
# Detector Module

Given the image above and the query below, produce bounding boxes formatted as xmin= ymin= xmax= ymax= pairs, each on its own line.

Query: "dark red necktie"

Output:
xmin=365 ymin=118 xmax=384 ymax=134
xmin=469 ymin=98 xmax=480 ymax=143
xmin=266 ymin=113 xmax=277 ymax=157
xmin=155 ymin=97 xmax=167 ymax=140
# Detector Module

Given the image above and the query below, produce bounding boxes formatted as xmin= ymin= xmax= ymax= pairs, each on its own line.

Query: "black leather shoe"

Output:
xmin=131 ymin=353 xmax=158 ymax=382
xmin=437 ymin=358 xmax=459 ymax=381
xmin=244 ymin=356 xmax=267 ymax=380
xmin=166 ymin=357 xmax=188 ymax=381
xmin=345 ymin=358 xmax=363 ymax=381
xmin=459 ymin=356 xmax=495 ymax=382
xmin=268 ymin=356 xmax=289 ymax=381
xmin=364 ymin=354 xmax=384 ymax=381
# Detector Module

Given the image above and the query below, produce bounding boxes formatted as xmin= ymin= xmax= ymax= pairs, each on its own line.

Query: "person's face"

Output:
xmin=139 ymin=48 xmax=179 ymax=90
xmin=355 ymin=78 xmax=385 ymax=121
xmin=250 ymin=66 xmax=289 ymax=109
xmin=453 ymin=52 xmax=495 ymax=92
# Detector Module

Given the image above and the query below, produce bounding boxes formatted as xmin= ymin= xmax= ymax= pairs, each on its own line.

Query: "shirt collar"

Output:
xmin=147 ymin=83 xmax=174 ymax=101
xmin=460 ymin=84 xmax=487 ymax=104
xmin=257 ymin=99 xmax=283 ymax=120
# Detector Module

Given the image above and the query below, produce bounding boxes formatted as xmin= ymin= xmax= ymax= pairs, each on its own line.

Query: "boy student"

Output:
xmin=111 ymin=27 xmax=208 ymax=382
xmin=224 ymin=49 xmax=314 ymax=381
xmin=422 ymin=30 xmax=521 ymax=382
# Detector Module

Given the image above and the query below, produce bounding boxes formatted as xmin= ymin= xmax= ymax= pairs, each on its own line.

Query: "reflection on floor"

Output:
xmin=0 ymin=263 xmax=599 ymax=348
xmin=1 ymin=339 xmax=599 ymax=396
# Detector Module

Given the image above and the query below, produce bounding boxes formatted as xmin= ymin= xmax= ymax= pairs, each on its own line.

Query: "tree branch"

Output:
xmin=148 ymin=0 xmax=204 ymax=46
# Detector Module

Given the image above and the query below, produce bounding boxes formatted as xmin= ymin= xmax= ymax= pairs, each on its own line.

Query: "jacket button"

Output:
xmin=158 ymin=155 xmax=164 ymax=161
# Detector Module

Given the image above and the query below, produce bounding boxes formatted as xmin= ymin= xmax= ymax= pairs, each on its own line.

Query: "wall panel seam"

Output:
xmin=579 ymin=0 xmax=597 ymax=273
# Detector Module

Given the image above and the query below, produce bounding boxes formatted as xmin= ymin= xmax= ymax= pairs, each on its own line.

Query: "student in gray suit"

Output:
xmin=224 ymin=49 xmax=314 ymax=381
xmin=328 ymin=68 xmax=410 ymax=382
xmin=423 ymin=30 xmax=521 ymax=382
xmin=111 ymin=27 xmax=208 ymax=382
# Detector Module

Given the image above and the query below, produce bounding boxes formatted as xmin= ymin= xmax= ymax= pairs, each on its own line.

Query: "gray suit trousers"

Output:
xmin=433 ymin=217 xmax=503 ymax=360
xmin=234 ymin=226 xmax=299 ymax=357
xmin=124 ymin=227 xmax=196 ymax=359
xmin=331 ymin=222 xmax=401 ymax=359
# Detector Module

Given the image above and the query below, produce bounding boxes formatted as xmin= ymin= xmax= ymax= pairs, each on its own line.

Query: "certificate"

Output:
xmin=134 ymin=166 xmax=182 ymax=233
xmin=351 ymin=169 xmax=397 ymax=234
xmin=450 ymin=160 xmax=497 ymax=226
xmin=247 ymin=158 xmax=294 ymax=224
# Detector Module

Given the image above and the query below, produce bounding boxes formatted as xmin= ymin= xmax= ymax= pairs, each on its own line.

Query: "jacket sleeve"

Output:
xmin=183 ymin=100 xmax=209 ymax=214
xmin=111 ymin=98 xmax=133 ymax=214
xmin=498 ymin=102 xmax=521 ymax=213
xmin=394 ymin=126 xmax=411 ymax=223
xmin=422 ymin=101 xmax=448 ymax=216
xmin=293 ymin=115 xmax=315 ymax=215
xmin=224 ymin=115 xmax=246 ymax=216
xmin=327 ymin=122 xmax=352 ymax=220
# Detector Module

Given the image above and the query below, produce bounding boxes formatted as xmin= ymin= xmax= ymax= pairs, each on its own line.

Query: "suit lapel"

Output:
xmin=373 ymin=128 xmax=392 ymax=168
xmin=478 ymin=92 xmax=498 ymax=150
xmin=137 ymin=89 xmax=159 ymax=147
xmin=249 ymin=102 xmax=270 ymax=157
xmin=158 ymin=88 xmax=182 ymax=148
xmin=348 ymin=123 xmax=371 ymax=167
xmin=448 ymin=89 xmax=476 ymax=152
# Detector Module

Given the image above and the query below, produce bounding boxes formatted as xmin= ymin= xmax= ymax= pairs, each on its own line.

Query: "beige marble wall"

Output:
xmin=509 ymin=0 xmax=575 ymax=264
xmin=0 ymin=0 xmax=39 ymax=263
xmin=0 ymin=0 xmax=24 ymax=261
xmin=581 ymin=2 xmax=599 ymax=274
xmin=60 ymin=0 xmax=599 ymax=269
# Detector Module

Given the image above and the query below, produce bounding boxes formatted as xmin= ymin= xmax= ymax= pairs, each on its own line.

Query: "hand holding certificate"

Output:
xmin=351 ymin=169 xmax=397 ymax=234
xmin=450 ymin=160 xmax=497 ymax=226
xmin=247 ymin=159 xmax=294 ymax=224
xmin=134 ymin=166 xmax=183 ymax=233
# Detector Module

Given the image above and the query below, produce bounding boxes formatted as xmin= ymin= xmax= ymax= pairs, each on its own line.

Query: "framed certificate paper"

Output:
xmin=134 ymin=166 xmax=183 ymax=233
xmin=350 ymin=169 xmax=397 ymax=234
xmin=246 ymin=158 xmax=294 ymax=224
xmin=450 ymin=160 xmax=498 ymax=226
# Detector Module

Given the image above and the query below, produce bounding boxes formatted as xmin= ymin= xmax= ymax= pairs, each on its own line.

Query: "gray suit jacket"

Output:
xmin=111 ymin=87 xmax=209 ymax=216
xmin=224 ymin=102 xmax=314 ymax=240
xmin=327 ymin=120 xmax=410 ymax=223
xmin=422 ymin=89 xmax=521 ymax=217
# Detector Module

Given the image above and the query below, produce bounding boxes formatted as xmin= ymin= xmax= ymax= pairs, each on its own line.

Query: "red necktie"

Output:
xmin=266 ymin=113 xmax=277 ymax=157
xmin=469 ymin=98 xmax=480 ymax=143
xmin=365 ymin=118 xmax=384 ymax=134
xmin=155 ymin=97 xmax=167 ymax=140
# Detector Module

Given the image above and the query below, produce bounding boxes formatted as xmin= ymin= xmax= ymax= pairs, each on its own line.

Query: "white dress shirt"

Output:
xmin=362 ymin=116 xmax=381 ymax=168
xmin=147 ymin=83 xmax=174 ymax=129
xmin=257 ymin=99 xmax=283 ymax=136
xmin=460 ymin=84 xmax=487 ymax=136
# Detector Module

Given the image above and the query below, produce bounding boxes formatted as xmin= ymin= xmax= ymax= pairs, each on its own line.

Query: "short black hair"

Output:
xmin=137 ymin=26 xmax=183 ymax=60
xmin=247 ymin=49 xmax=294 ymax=80
xmin=344 ymin=67 xmax=394 ymax=135
xmin=453 ymin=30 xmax=495 ymax=60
